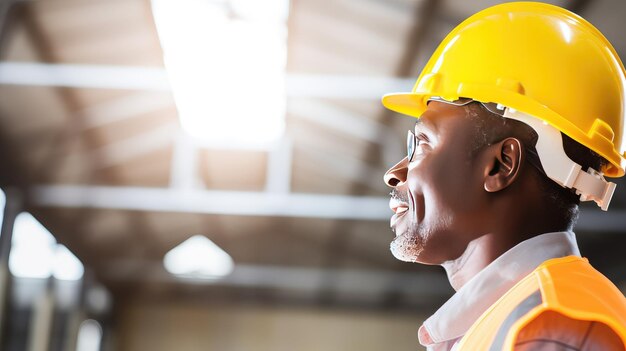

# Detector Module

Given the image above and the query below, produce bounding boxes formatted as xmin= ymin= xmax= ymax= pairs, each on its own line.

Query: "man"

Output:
xmin=382 ymin=3 xmax=626 ymax=350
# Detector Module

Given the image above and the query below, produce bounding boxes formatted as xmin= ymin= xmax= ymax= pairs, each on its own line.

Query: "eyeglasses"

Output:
xmin=407 ymin=130 xmax=418 ymax=163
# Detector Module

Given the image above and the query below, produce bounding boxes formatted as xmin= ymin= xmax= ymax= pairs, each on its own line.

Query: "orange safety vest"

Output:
xmin=456 ymin=256 xmax=626 ymax=350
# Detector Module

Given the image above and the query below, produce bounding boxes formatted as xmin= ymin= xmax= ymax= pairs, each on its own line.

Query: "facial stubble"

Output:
xmin=389 ymin=190 xmax=454 ymax=263
xmin=389 ymin=189 xmax=425 ymax=262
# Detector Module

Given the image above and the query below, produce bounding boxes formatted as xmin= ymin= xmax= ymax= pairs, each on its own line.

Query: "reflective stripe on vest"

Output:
xmin=489 ymin=291 xmax=542 ymax=351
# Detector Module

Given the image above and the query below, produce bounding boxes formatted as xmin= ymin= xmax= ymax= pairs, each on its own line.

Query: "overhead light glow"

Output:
xmin=9 ymin=212 xmax=56 ymax=279
xmin=151 ymin=0 xmax=290 ymax=149
xmin=163 ymin=235 xmax=234 ymax=279
xmin=53 ymin=245 xmax=85 ymax=281
xmin=9 ymin=212 xmax=84 ymax=281
xmin=76 ymin=320 xmax=102 ymax=351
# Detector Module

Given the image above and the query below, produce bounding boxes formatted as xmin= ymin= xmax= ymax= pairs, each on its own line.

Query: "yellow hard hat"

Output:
xmin=382 ymin=2 xmax=626 ymax=177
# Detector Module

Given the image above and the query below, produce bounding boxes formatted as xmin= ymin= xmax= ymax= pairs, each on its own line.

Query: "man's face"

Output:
xmin=384 ymin=101 xmax=488 ymax=264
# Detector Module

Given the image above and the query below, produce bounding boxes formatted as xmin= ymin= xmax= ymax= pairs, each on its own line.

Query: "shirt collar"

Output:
xmin=418 ymin=231 xmax=580 ymax=349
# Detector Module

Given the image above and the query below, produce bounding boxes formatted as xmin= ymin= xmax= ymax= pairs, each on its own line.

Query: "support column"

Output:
xmin=0 ymin=187 xmax=23 ymax=349
xmin=27 ymin=279 xmax=55 ymax=351
xmin=62 ymin=273 xmax=89 ymax=351
xmin=0 ymin=0 xmax=21 ymax=344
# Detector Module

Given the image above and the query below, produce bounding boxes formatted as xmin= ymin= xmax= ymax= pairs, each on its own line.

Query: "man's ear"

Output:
xmin=483 ymin=138 xmax=524 ymax=192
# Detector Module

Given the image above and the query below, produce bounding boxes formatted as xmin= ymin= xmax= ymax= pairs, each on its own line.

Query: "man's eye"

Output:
xmin=414 ymin=134 xmax=429 ymax=155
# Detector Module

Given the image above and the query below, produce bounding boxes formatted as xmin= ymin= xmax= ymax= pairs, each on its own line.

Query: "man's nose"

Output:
xmin=383 ymin=157 xmax=408 ymax=187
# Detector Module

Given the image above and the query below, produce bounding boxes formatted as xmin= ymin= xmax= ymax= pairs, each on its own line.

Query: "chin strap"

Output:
xmin=501 ymin=106 xmax=616 ymax=211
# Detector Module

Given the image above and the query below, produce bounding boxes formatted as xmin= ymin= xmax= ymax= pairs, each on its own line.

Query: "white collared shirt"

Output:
xmin=418 ymin=232 xmax=581 ymax=351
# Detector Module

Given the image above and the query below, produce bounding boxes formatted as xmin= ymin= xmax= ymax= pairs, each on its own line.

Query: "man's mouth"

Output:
xmin=389 ymin=196 xmax=409 ymax=214
xmin=389 ymin=197 xmax=410 ymax=232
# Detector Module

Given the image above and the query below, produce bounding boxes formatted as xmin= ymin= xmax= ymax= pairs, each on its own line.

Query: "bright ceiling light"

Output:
xmin=76 ymin=320 xmax=102 ymax=351
xmin=9 ymin=212 xmax=84 ymax=281
xmin=53 ymin=245 xmax=85 ymax=281
xmin=151 ymin=0 xmax=290 ymax=149
xmin=163 ymin=235 xmax=234 ymax=279
xmin=9 ymin=212 xmax=56 ymax=279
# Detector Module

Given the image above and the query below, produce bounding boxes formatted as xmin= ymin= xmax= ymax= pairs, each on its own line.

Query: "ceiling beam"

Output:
xmin=32 ymin=185 xmax=390 ymax=220
xmin=0 ymin=62 xmax=171 ymax=90
xmin=0 ymin=62 xmax=414 ymax=99
xmin=30 ymin=185 xmax=626 ymax=232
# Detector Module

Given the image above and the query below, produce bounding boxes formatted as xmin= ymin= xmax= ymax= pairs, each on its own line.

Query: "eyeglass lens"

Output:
xmin=407 ymin=130 xmax=416 ymax=162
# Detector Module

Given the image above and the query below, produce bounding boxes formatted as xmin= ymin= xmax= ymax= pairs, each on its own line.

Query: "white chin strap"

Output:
xmin=500 ymin=106 xmax=616 ymax=211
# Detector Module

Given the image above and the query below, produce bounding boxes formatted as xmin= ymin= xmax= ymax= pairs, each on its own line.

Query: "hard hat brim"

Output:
xmin=381 ymin=93 xmax=429 ymax=119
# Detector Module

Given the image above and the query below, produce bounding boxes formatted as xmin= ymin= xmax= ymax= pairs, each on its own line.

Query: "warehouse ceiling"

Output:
xmin=0 ymin=0 xmax=625 ymax=312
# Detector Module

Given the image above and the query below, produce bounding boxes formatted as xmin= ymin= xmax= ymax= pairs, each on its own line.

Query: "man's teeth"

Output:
xmin=396 ymin=206 xmax=408 ymax=214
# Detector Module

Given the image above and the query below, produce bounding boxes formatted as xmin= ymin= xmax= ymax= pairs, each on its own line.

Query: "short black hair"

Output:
xmin=463 ymin=101 xmax=608 ymax=227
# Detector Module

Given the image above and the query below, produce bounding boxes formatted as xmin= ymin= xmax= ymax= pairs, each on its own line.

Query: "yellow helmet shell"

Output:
xmin=382 ymin=2 xmax=626 ymax=177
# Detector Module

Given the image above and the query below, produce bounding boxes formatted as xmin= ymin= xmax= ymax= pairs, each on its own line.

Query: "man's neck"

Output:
xmin=440 ymin=234 xmax=498 ymax=291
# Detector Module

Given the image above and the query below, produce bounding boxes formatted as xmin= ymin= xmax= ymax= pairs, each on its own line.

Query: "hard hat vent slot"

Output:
xmin=589 ymin=118 xmax=615 ymax=142
xmin=495 ymin=78 xmax=525 ymax=95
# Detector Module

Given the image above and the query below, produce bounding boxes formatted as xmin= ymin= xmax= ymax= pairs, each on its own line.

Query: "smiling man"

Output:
xmin=382 ymin=3 xmax=626 ymax=351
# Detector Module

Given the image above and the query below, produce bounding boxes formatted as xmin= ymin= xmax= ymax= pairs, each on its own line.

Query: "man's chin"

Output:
xmin=389 ymin=233 xmax=423 ymax=263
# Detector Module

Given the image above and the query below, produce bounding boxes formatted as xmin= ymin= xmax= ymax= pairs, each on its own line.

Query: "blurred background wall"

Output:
xmin=117 ymin=301 xmax=426 ymax=351
xmin=0 ymin=0 xmax=625 ymax=350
